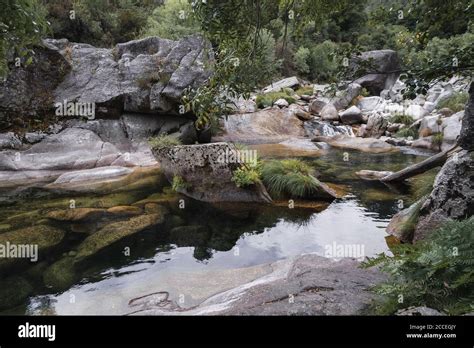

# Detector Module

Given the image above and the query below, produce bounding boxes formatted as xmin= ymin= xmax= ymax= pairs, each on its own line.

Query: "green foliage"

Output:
xmin=140 ymin=0 xmax=201 ymax=40
xmin=409 ymin=170 xmax=438 ymax=203
xmin=362 ymin=218 xmax=474 ymax=315
xmin=42 ymin=0 xmax=157 ymax=47
xmin=432 ymin=132 xmax=444 ymax=150
xmin=437 ymin=92 xmax=469 ymax=112
xmin=148 ymin=134 xmax=181 ymax=151
xmin=261 ymin=159 xmax=321 ymax=198
xmin=294 ymin=46 xmax=311 ymax=75
xmin=0 ymin=0 xmax=49 ymax=76
xmin=171 ymin=175 xmax=189 ymax=192
xmin=394 ymin=127 xmax=418 ymax=139
xmin=232 ymin=166 xmax=261 ymax=188
xmin=295 ymin=85 xmax=314 ymax=96
xmin=308 ymin=41 xmax=339 ymax=82
xmin=390 ymin=114 xmax=415 ymax=126
xmin=256 ymin=91 xmax=296 ymax=109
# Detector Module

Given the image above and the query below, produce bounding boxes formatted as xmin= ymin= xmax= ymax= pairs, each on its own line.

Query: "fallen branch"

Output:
xmin=380 ymin=146 xmax=460 ymax=183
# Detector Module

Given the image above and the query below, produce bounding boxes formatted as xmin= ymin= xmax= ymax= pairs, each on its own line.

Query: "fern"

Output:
xmin=362 ymin=217 xmax=474 ymax=315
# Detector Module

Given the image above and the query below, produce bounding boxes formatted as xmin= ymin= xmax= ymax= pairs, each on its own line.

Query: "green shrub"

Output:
xmin=295 ymin=85 xmax=314 ymax=96
xmin=149 ymin=134 xmax=182 ymax=151
xmin=256 ymin=92 xmax=296 ymax=109
xmin=171 ymin=175 xmax=189 ymax=192
xmin=437 ymin=92 xmax=469 ymax=112
xmin=390 ymin=114 xmax=415 ymax=126
xmin=409 ymin=169 xmax=438 ymax=203
xmin=394 ymin=127 xmax=418 ymax=139
xmin=432 ymin=132 xmax=444 ymax=150
xmin=231 ymin=166 xmax=261 ymax=188
xmin=308 ymin=40 xmax=339 ymax=83
xmin=261 ymin=159 xmax=320 ymax=198
xmin=294 ymin=46 xmax=311 ymax=75
xmin=362 ymin=218 xmax=474 ymax=315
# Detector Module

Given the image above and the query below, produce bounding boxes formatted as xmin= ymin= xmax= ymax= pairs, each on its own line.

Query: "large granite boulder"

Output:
xmin=0 ymin=42 xmax=71 ymax=127
xmin=153 ymin=142 xmax=272 ymax=203
xmin=459 ymin=83 xmax=474 ymax=151
xmin=351 ymin=50 xmax=401 ymax=96
xmin=51 ymin=35 xmax=213 ymax=115
xmin=413 ymin=150 xmax=474 ymax=242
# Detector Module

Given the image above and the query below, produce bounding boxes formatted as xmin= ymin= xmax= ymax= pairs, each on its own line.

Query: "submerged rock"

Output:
xmin=75 ymin=212 xmax=166 ymax=259
xmin=0 ymin=276 xmax=34 ymax=310
xmin=153 ymin=143 xmax=272 ymax=203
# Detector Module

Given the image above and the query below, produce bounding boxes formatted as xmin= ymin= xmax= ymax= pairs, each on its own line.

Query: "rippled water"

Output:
xmin=0 ymin=146 xmax=434 ymax=315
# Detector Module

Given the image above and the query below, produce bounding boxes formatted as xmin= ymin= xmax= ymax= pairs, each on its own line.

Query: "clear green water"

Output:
xmin=0 ymin=147 xmax=436 ymax=315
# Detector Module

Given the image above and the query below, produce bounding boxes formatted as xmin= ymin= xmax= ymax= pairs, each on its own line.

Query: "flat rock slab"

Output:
xmin=316 ymin=135 xmax=399 ymax=154
xmin=132 ymin=254 xmax=386 ymax=315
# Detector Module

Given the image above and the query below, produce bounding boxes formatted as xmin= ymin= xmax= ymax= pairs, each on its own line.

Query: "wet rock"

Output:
xmin=43 ymin=257 xmax=78 ymax=291
xmin=169 ymin=225 xmax=211 ymax=247
xmin=107 ymin=206 xmax=142 ymax=216
xmin=53 ymin=166 xmax=133 ymax=184
xmin=294 ymin=110 xmax=312 ymax=121
xmin=76 ymin=213 xmax=166 ymax=259
xmin=0 ymin=225 xmax=65 ymax=252
xmin=340 ymin=106 xmax=363 ymax=125
xmin=144 ymin=203 xmax=169 ymax=215
xmin=414 ymin=150 xmax=474 ymax=241
xmin=411 ymin=136 xmax=436 ymax=151
xmin=387 ymin=201 xmax=423 ymax=243
xmin=0 ymin=276 xmax=34 ymax=310
xmin=215 ymin=107 xmax=305 ymax=144
xmin=153 ymin=143 xmax=272 ymax=203
xmin=317 ymin=135 xmax=398 ymax=154
xmin=47 ymin=208 xmax=107 ymax=222
xmin=304 ymin=120 xmax=354 ymax=137
xmin=262 ymin=76 xmax=300 ymax=94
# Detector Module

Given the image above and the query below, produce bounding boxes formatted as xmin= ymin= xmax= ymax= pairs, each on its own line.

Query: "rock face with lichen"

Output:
xmin=153 ymin=143 xmax=272 ymax=203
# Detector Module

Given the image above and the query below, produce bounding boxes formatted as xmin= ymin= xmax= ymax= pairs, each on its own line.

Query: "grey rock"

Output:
xmin=133 ymin=254 xmax=386 ymax=315
xmin=0 ymin=132 xmax=22 ymax=150
xmin=351 ymin=50 xmax=401 ymax=95
xmin=304 ymin=120 xmax=354 ymax=137
xmin=50 ymin=35 xmax=213 ymax=115
xmin=262 ymin=76 xmax=300 ymax=94
xmin=365 ymin=113 xmax=389 ymax=138
xmin=340 ymin=106 xmax=363 ymax=125
xmin=459 ymin=82 xmax=474 ymax=150
xmin=332 ymin=83 xmax=362 ymax=110
xmin=396 ymin=306 xmax=444 ymax=316
xmin=414 ymin=150 xmax=474 ymax=241
xmin=274 ymin=98 xmax=289 ymax=108
xmin=152 ymin=142 xmax=272 ymax=203
xmin=442 ymin=111 xmax=463 ymax=150
xmin=320 ymin=103 xmax=339 ymax=121
xmin=0 ymin=128 xmax=120 ymax=171
xmin=309 ymin=99 xmax=328 ymax=114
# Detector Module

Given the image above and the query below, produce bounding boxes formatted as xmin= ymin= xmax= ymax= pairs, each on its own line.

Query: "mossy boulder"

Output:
xmin=106 ymin=205 xmax=142 ymax=216
xmin=169 ymin=225 xmax=211 ymax=247
xmin=387 ymin=200 xmax=423 ymax=243
xmin=0 ymin=276 xmax=34 ymax=310
xmin=43 ymin=257 xmax=78 ymax=291
xmin=75 ymin=212 xmax=166 ymax=259
xmin=46 ymin=208 xmax=107 ymax=222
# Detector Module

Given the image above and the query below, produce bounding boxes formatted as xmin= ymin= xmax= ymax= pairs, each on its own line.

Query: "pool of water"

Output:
xmin=0 ymin=146 xmax=435 ymax=315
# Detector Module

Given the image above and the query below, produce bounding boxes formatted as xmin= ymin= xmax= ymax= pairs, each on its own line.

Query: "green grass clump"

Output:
xmin=394 ymin=127 xmax=418 ymax=139
xmin=231 ymin=166 xmax=261 ymax=188
xmin=149 ymin=134 xmax=182 ymax=151
xmin=256 ymin=91 xmax=296 ymax=109
xmin=171 ymin=175 xmax=189 ymax=192
xmin=390 ymin=113 xmax=415 ymax=126
xmin=437 ymin=92 xmax=469 ymax=112
xmin=409 ymin=169 xmax=438 ymax=203
xmin=261 ymin=159 xmax=320 ymax=198
xmin=295 ymin=85 xmax=314 ymax=96
xmin=362 ymin=217 xmax=474 ymax=315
